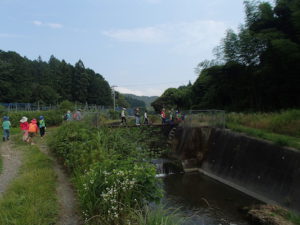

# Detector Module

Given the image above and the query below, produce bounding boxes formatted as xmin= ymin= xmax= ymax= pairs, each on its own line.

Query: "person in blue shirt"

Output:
xmin=2 ymin=116 xmax=11 ymax=141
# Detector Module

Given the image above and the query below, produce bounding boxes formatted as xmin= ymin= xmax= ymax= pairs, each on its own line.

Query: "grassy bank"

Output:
xmin=48 ymin=122 xmax=172 ymax=224
xmin=227 ymin=109 xmax=300 ymax=150
xmin=0 ymin=137 xmax=58 ymax=225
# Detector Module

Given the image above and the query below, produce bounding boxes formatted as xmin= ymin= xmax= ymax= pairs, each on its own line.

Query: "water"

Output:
xmin=161 ymin=172 xmax=260 ymax=225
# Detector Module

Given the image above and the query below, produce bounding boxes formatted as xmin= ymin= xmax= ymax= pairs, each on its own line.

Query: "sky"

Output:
xmin=1 ymin=0 xmax=245 ymax=96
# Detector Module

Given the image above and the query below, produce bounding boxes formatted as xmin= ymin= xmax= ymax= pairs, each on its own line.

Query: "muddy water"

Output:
xmin=161 ymin=172 xmax=260 ymax=225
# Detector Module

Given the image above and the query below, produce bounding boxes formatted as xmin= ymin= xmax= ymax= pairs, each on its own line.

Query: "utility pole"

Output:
xmin=111 ymin=85 xmax=117 ymax=111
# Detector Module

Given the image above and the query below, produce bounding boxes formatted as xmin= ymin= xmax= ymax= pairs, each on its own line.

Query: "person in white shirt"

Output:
xmin=120 ymin=108 xmax=127 ymax=125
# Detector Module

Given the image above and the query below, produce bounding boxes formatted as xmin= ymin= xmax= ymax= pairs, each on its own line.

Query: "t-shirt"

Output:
xmin=2 ymin=121 xmax=11 ymax=130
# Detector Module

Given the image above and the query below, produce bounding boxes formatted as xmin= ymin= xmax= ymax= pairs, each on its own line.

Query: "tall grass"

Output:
xmin=226 ymin=109 xmax=300 ymax=138
xmin=133 ymin=205 xmax=185 ymax=225
xmin=0 ymin=138 xmax=58 ymax=225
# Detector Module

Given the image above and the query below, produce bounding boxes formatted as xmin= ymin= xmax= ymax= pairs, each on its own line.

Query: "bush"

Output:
xmin=5 ymin=110 xmax=62 ymax=127
xmin=48 ymin=123 xmax=163 ymax=224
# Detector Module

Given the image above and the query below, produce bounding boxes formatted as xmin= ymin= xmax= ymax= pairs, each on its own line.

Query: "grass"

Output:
xmin=0 ymin=136 xmax=59 ymax=225
xmin=226 ymin=110 xmax=300 ymax=138
xmin=133 ymin=205 xmax=185 ymax=225
xmin=227 ymin=122 xmax=300 ymax=150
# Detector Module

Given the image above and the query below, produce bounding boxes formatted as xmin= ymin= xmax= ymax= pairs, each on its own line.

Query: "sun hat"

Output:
xmin=20 ymin=116 xmax=28 ymax=123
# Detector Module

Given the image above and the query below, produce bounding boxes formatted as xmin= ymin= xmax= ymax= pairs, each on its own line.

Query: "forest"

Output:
xmin=0 ymin=51 xmax=112 ymax=106
xmin=152 ymin=0 xmax=300 ymax=112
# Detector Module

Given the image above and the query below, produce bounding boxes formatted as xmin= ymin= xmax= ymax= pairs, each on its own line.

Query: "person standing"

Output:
xmin=135 ymin=108 xmax=141 ymax=126
xmin=39 ymin=116 xmax=46 ymax=138
xmin=144 ymin=110 xmax=149 ymax=125
xmin=27 ymin=118 xmax=39 ymax=145
xmin=161 ymin=108 xmax=166 ymax=124
xmin=20 ymin=116 xmax=29 ymax=142
xmin=2 ymin=116 xmax=11 ymax=141
xmin=120 ymin=108 xmax=127 ymax=126
xmin=64 ymin=110 xmax=72 ymax=121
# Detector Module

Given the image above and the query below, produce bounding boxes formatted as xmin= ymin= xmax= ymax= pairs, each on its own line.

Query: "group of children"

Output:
xmin=160 ymin=108 xmax=185 ymax=124
xmin=2 ymin=115 xmax=46 ymax=145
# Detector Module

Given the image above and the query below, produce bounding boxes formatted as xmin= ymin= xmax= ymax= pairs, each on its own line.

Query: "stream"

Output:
xmin=154 ymin=159 xmax=260 ymax=225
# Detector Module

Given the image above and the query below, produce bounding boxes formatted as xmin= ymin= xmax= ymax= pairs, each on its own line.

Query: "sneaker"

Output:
xmin=2 ymin=137 xmax=5 ymax=142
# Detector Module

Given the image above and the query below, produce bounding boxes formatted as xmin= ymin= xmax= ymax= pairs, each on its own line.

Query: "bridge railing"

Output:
xmin=183 ymin=110 xmax=225 ymax=129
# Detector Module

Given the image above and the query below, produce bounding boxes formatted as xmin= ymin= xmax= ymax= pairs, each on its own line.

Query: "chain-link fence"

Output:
xmin=182 ymin=110 xmax=225 ymax=128
xmin=79 ymin=109 xmax=225 ymax=129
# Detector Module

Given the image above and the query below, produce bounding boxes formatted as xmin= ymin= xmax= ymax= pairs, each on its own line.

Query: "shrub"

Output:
xmin=6 ymin=110 xmax=62 ymax=127
xmin=48 ymin=123 xmax=163 ymax=224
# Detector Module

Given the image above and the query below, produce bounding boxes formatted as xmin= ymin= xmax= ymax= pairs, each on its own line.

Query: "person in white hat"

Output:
xmin=19 ymin=116 xmax=29 ymax=142
xmin=120 ymin=108 xmax=127 ymax=126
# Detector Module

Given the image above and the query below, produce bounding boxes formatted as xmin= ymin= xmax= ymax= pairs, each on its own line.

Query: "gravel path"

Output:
xmin=0 ymin=141 xmax=22 ymax=197
xmin=37 ymin=142 xmax=83 ymax=225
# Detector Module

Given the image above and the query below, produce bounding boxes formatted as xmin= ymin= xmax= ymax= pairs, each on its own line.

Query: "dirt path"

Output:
xmin=0 ymin=141 xmax=22 ymax=197
xmin=37 ymin=141 xmax=83 ymax=225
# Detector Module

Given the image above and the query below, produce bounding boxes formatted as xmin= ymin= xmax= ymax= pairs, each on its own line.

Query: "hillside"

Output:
xmin=0 ymin=50 xmax=112 ymax=106
xmin=123 ymin=94 xmax=158 ymax=108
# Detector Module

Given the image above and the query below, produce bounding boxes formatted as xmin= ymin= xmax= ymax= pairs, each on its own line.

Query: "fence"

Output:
xmin=80 ymin=109 xmax=226 ymax=129
xmin=182 ymin=110 xmax=225 ymax=128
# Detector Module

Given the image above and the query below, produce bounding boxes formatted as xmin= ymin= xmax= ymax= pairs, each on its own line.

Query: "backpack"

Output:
xmin=28 ymin=123 xmax=37 ymax=133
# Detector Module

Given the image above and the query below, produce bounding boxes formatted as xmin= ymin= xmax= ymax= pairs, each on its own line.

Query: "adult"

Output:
xmin=161 ymin=108 xmax=166 ymax=124
xmin=135 ymin=108 xmax=140 ymax=126
xmin=120 ymin=108 xmax=127 ymax=125
xmin=144 ymin=110 xmax=149 ymax=125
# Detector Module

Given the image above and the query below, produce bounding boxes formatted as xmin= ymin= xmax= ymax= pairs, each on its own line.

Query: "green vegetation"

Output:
xmin=124 ymin=94 xmax=157 ymax=109
xmin=1 ymin=110 xmax=63 ymax=127
xmin=48 ymin=122 xmax=165 ymax=224
xmin=227 ymin=109 xmax=300 ymax=138
xmin=0 ymin=52 xmax=112 ymax=105
xmin=0 ymin=138 xmax=58 ymax=225
xmin=133 ymin=205 xmax=185 ymax=225
xmin=226 ymin=109 xmax=300 ymax=149
xmin=152 ymin=0 xmax=300 ymax=112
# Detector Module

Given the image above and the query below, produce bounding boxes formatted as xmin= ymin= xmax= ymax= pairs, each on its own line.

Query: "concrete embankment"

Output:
xmin=170 ymin=126 xmax=300 ymax=212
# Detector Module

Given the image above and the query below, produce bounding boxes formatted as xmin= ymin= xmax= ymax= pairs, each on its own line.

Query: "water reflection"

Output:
xmin=162 ymin=173 xmax=260 ymax=225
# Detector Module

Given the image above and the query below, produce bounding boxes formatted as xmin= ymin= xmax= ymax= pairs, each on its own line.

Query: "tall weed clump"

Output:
xmin=48 ymin=122 xmax=162 ymax=224
xmin=227 ymin=109 xmax=300 ymax=138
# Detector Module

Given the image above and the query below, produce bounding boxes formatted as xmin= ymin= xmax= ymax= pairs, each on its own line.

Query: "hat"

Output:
xmin=123 ymin=108 xmax=126 ymax=110
xmin=20 ymin=116 xmax=28 ymax=123
xmin=39 ymin=116 xmax=44 ymax=120
xmin=31 ymin=119 xmax=37 ymax=123
xmin=3 ymin=116 xmax=9 ymax=121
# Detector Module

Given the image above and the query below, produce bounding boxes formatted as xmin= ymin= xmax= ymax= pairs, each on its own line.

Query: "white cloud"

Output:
xmin=102 ymin=26 xmax=167 ymax=43
xmin=102 ymin=20 xmax=228 ymax=56
xmin=32 ymin=20 xmax=63 ymax=29
xmin=47 ymin=23 xmax=63 ymax=29
xmin=115 ymin=86 xmax=163 ymax=96
xmin=33 ymin=20 xmax=42 ymax=26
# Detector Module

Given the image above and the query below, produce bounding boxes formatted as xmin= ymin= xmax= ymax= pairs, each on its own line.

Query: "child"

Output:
xmin=39 ymin=116 xmax=46 ymax=138
xmin=2 ymin=116 xmax=11 ymax=141
xmin=20 ymin=116 xmax=29 ymax=142
xmin=27 ymin=118 xmax=39 ymax=145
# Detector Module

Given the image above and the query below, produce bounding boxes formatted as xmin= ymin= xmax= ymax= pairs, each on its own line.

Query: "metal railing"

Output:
xmin=182 ymin=110 xmax=225 ymax=128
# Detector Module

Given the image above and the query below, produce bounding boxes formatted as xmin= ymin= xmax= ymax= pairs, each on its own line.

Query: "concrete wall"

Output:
xmin=171 ymin=127 xmax=300 ymax=212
